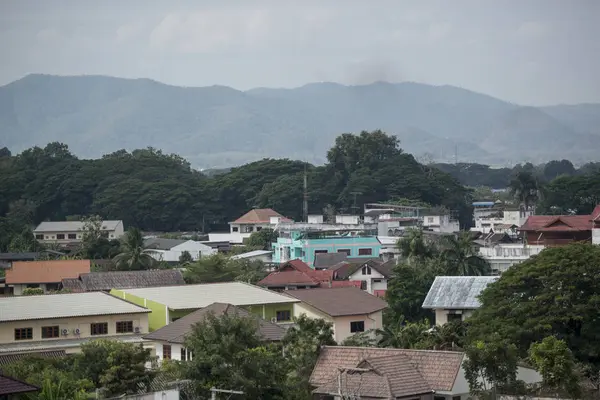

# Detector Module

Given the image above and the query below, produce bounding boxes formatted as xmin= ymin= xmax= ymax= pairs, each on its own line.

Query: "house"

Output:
xmin=0 ymin=292 xmax=150 ymax=358
xmin=272 ymin=230 xmax=382 ymax=267
xmin=285 ymin=287 xmax=388 ymax=342
xmin=422 ymin=276 xmax=499 ymax=325
xmin=0 ymin=374 xmax=39 ymax=399
xmin=110 ymin=282 xmax=299 ymax=331
xmin=472 ymin=207 xmax=533 ymax=236
xmin=208 ymin=208 xmax=291 ymax=244
xmin=477 ymin=243 xmax=544 ymax=274
xmin=519 ymin=214 xmax=592 ymax=246
xmin=257 ymin=259 xmax=362 ymax=291
xmin=143 ymin=302 xmax=287 ymax=362
xmin=33 ymin=220 xmax=125 ymax=244
xmin=4 ymin=259 xmax=91 ymax=295
xmin=61 ymin=270 xmax=186 ymax=292
xmin=310 ymin=346 xmax=542 ymax=400
xmin=230 ymin=249 xmax=273 ymax=262
xmin=143 ymin=238 xmax=217 ymax=262
xmin=344 ymin=259 xmax=394 ymax=296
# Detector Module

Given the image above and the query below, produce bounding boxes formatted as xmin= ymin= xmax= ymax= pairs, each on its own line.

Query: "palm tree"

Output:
xmin=112 ymin=228 xmax=156 ymax=271
xmin=377 ymin=319 xmax=430 ymax=349
xmin=397 ymin=229 xmax=437 ymax=264
xmin=509 ymin=171 xmax=539 ymax=210
xmin=440 ymin=232 xmax=490 ymax=276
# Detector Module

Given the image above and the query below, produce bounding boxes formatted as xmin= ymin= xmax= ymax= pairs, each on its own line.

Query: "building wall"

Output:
xmin=147 ymin=241 xmax=217 ymax=262
xmin=434 ymin=309 xmax=474 ymax=326
xmin=34 ymin=224 xmax=124 ymax=244
xmin=594 ymin=228 xmax=600 ymax=245
xmin=110 ymin=290 xmax=168 ymax=331
xmin=273 ymin=236 xmax=381 ymax=266
xmin=152 ymin=341 xmax=192 ymax=362
xmin=0 ymin=313 xmax=149 ymax=344
xmin=347 ymin=268 xmax=387 ymax=294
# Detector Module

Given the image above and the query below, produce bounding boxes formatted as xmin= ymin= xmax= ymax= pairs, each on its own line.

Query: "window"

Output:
xmin=242 ymin=225 xmax=254 ymax=233
xmin=41 ymin=326 xmax=59 ymax=339
xmin=163 ymin=344 xmax=172 ymax=360
xmin=56 ymin=234 xmax=65 ymax=239
xmin=91 ymin=322 xmax=108 ymax=336
xmin=256 ymin=226 xmax=262 ymax=231
xmin=350 ymin=321 xmax=365 ymax=333
xmin=276 ymin=310 xmax=291 ymax=322
xmin=337 ymin=249 xmax=351 ymax=255
xmin=68 ymin=233 xmax=77 ymax=239
xmin=232 ymin=226 xmax=239 ymax=232
xmin=373 ymin=279 xmax=382 ymax=283
xmin=14 ymin=328 xmax=33 ymax=340
xmin=35 ymin=234 xmax=44 ymax=240
xmin=447 ymin=314 xmax=462 ymax=323
xmin=452 ymin=396 xmax=462 ymax=400
xmin=45 ymin=235 xmax=49 ymax=239
xmin=360 ymin=281 xmax=367 ymax=290
xmin=361 ymin=266 xmax=372 ymax=275
xmin=428 ymin=217 xmax=434 ymax=223
xmin=434 ymin=397 xmax=446 ymax=400
xmin=181 ymin=347 xmax=187 ymax=361
xmin=116 ymin=321 xmax=133 ymax=333
xmin=314 ymin=250 xmax=328 ymax=259
xmin=358 ymin=248 xmax=372 ymax=256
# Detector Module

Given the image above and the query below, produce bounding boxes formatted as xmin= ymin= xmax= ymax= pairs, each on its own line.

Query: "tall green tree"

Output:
xmin=439 ymin=232 xmax=490 ymax=276
xmin=113 ymin=228 xmax=157 ymax=270
xmin=529 ymin=336 xmax=581 ymax=399
xmin=245 ymin=228 xmax=278 ymax=250
xmin=509 ymin=170 xmax=539 ymax=209
xmin=385 ymin=262 xmax=437 ymax=325
xmin=396 ymin=228 xmax=437 ymax=264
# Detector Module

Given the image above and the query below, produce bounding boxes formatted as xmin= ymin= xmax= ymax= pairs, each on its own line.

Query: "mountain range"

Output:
xmin=2 ymin=74 xmax=600 ymax=168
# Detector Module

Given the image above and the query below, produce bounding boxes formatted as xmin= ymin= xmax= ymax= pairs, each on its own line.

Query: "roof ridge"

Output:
xmin=321 ymin=345 xmax=465 ymax=355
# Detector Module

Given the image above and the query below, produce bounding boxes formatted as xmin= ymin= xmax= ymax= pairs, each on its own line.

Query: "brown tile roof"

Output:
xmin=259 ymin=259 xmax=335 ymax=287
xmin=313 ymin=354 xmax=434 ymax=398
xmin=519 ymin=215 xmax=592 ymax=232
xmin=0 ymin=374 xmax=39 ymax=396
xmin=232 ymin=208 xmax=291 ymax=224
xmin=143 ymin=302 xmax=287 ymax=343
xmin=6 ymin=260 xmax=91 ymax=284
xmin=61 ymin=270 xmax=185 ymax=292
xmin=310 ymin=346 xmax=464 ymax=392
xmin=284 ymin=287 xmax=388 ymax=317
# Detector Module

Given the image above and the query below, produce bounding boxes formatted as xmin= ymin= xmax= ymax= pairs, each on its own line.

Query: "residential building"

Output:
xmin=61 ymin=270 xmax=185 ymax=292
xmin=477 ymin=243 xmax=544 ymax=274
xmin=257 ymin=259 xmax=362 ymax=291
xmin=344 ymin=259 xmax=394 ymax=296
xmin=110 ymin=282 xmax=299 ymax=331
xmin=285 ymin=287 xmax=387 ymax=342
xmin=472 ymin=207 xmax=533 ymax=236
xmin=33 ymin=220 xmax=125 ymax=244
xmin=143 ymin=238 xmax=217 ymax=262
xmin=272 ymin=230 xmax=382 ymax=268
xmin=0 ymin=374 xmax=39 ymax=399
xmin=143 ymin=302 xmax=287 ymax=362
xmin=230 ymin=249 xmax=273 ymax=262
xmin=472 ymin=201 xmax=503 ymax=221
xmin=310 ymin=346 xmax=542 ymax=400
xmin=208 ymin=208 xmax=291 ymax=244
xmin=422 ymin=276 xmax=499 ymax=325
xmin=0 ymin=292 xmax=150 ymax=358
xmin=4 ymin=260 xmax=91 ymax=295
xmin=519 ymin=214 xmax=592 ymax=246
xmin=365 ymin=203 xmax=459 ymax=235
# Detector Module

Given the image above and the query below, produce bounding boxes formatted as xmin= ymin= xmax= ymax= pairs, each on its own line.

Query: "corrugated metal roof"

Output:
xmin=34 ymin=220 xmax=122 ymax=233
xmin=119 ymin=282 xmax=298 ymax=310
xmin=0 ymin=350 xmax=66 ymax=366
xmin=0 ymin=292 xmax=150 ymax=322
xmin=422 ymin=276 xmax=499 ymax=309
xmin=0 ymin=334 xmax=146 ymax=354
xmin=230 ymin=250 xmax=272 ymax=260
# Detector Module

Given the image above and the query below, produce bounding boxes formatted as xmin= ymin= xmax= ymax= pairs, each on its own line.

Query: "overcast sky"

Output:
xmin=1 ymin=0 xmax=598 ymax=105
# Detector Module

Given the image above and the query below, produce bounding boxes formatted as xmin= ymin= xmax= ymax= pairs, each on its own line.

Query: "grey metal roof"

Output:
xmin=118 ymin=282 xmax=298 ymax=310
xmin=34 ymin=220 xmax=122 ymax=233
xmin=143 ymin=238 xmax=187 ymax=250
xmin=0 ymin=334 xmax=146 ymax=354
xmin=422 ymin=276 xmax=499 ymax=309
xmin=0 ymin=292 xmax=150 ymax=322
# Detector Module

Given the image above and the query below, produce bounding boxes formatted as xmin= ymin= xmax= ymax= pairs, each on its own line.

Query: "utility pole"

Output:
xmin=210 ymin=387 xmax=244 ymax=400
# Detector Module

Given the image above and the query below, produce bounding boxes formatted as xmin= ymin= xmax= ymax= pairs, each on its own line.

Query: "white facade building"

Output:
xmin=34 ymin=220 xmax=125 ymax=244
xmin=208 ymin=208 xmax=290 ymax=244
xmin=478 ymin=244 xmax=545 ymax=274
xmin=144 ymin=238 xmax=217 ymax=262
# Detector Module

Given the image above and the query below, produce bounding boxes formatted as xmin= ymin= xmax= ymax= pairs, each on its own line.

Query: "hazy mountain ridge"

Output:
xmin=2 ymin=74 xmax=599 ymax=168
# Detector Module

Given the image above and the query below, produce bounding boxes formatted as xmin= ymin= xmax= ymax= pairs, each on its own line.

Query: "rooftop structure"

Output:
xmin=61 ymin=270 xmax=185 ymax=292
xmin=285 ymin=287 xmax=387 ymax=317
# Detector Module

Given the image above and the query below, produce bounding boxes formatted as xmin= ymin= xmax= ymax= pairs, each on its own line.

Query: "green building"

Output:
xmin=110 ymin=282 xmax=298 ymax=331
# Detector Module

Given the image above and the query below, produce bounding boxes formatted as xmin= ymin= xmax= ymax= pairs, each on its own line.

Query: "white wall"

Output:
xmin=153 ymin=341 xmax=192 ymax=362
xmin=347 ymin=266 xmax=387 ymax=294
xmin=148 ymin=241 xmax=218 ymax=262
xmin=434 ymin=309 xmax=474 ymax=326
xmin=593 ymin=228 xmax=600 ymax=245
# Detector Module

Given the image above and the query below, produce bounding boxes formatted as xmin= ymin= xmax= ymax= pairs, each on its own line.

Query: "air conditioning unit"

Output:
xmin=134 ymin=327 xmax=140 ymax=334
xmin=270 ymin=317 xmax=278 ymax=323
xmin=61 ymin=329 xmax=69 ymax=336
xmin=73 ymin=328 xmax=81 ymax=335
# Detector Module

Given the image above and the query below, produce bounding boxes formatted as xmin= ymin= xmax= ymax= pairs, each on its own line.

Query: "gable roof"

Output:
xmin=61 ymin=269 xmax=185 ymax=292
xmin=345 ymin=259 xmax=395 ymax=279
xmin=313 ymin=252 xmax=349 ymax=268
xmin=258 ymin=259 xmax=362 ymax=289
xmin=34 ymin=220 xmax=122 ymax=233
xmin=310 ymin=346 xmax=464 ymax=392
xmin=143 ymin=238 xmax=187 ymax=250
xmin=519 ymin=215 xmax=592 ymax=232
xmin=285 ymin=287 xmax=388 ymax=317
xmin=143 ymin=302 xmax=286 ymax=343
xmin=5 ymin=260 xmax=91 ymax=284
xmin=117 ymin=282 xmax=298 ymax=310
xmin=0 ymin=374 xmax=39 ymax=396
xmin=0 ymin=292 xmax=149 ymax=322
xmin=422 ymin=276 xmax=499 ymax=310
xmin=232 ymin=208 xmax=291 ymax=224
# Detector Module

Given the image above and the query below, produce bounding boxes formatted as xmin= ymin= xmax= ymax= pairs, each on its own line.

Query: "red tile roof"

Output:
xmin=232 ymin=208 xmax=292 ymax=224
xmin=258 ymin=259 xmax=362 ymax=289
xmin=592 ymin=205 xmax=600 ymax=221
xmin=519 ymin=215 xmax=592 ymax=232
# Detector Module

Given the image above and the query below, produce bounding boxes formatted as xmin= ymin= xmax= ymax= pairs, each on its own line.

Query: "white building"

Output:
xmin=208 ymin=208 xmax=291 ymax=244
xmin=345 ymin=260 xmax=393 ymax=296
xmin=143 ymin=238 xmax=216 ymax=262
xmin=478 ymin=243 xmax=545 ymax=274
xmin=34 ymin=220 xmax=125 ymax=244
xmin=472 ymin=208 xmax=534 ymax=236
xmin=230 ymin=250 xmax=273 ymax=263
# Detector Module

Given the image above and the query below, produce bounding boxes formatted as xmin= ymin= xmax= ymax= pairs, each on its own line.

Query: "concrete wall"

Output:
xmin=434 ymin=309 xmax=474 ymax=326
xmin=0 ymin=313 xmax=149 ymax=344
xmin=348 ymin=267 xmax=387 ymax=294
xmin=111 ymin=289 xmax=168 ymax=331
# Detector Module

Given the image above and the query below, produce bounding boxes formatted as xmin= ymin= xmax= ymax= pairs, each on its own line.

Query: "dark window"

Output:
xmin=350 ymin=321 xmax=365 ymax=333
xmin=360 ymin=281 xmax=367 ymax=290
xmin=68 ymin=233 xmax=77 ymax=239
xmin=435 ymin=397 xmax=446 ymax=400
xmin=181 ymin=347 xmax=187 ymax=361
xmin=447 ymin=313 xmax=462 ymax=323
xmin=256 ymin=226 xmax=262 ymax=231
xmin=91 ymin=322 xmax=108 ymax=336
xmin=373 ymin=279 xmax=382 ymax=283
xmin=35 ymin=234 xmax=44 ymax=240
xmin=116 ymin=321 xmax=133 ymax=333
xmin=14 ymin=328 xmax=33 ymax=340
xmin=41 ymin=326 xmax=59 ymax=339
xmin=361 ymin=266 xmax=372 ymax=275
xmin=56 ymin=234 xmax=65 ymax=240
xmin=337 ymin=249 xmax=351 ymax=255
xmin=276 ymin=310 xmax=291 ymax=322
xmin=452 ymin=396 xmax=462 ymax=400
xmin=232 ymin=226 xmax=239 ymax=232
xmin=100 ymin=231 xmax=109 ymax=238
xmin=358 ymin=248 xmax=372 ymax=256
xmin=163 ymin=344 xmax=172 ymax=360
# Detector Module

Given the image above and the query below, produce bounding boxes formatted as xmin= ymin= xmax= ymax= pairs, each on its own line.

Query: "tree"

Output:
xmin=529 ymin=336 xmax=582 ymax=398
xmin=417 ymin=320 xmax=468 ymax=351
xmin=113 ymin=228 xmax=157 ymax=270
xmin=245 ymin=228 xmax=278 ymax=250
xmin=22 ymin=287 xmax=45 ymax=296
xmin=385 ymin=262 xmax=436 ymax=324
xmin=543 ymin=159 xmax=576 ymax=181
xmin=396 ymin=229 xmax=437 ymax=264
xmin=509 ymin=170 xmax=539 ymax=209
xmin=439 ymin=232 xmax=490 ymax=276
xmin=468 ymin=242 xmax=600 ymax=375
xmin=340 ymin=331 xmax=377 ymax=347
xmin=184 ymin=254 xmax=267 ymax=284
xmin=178 ymin=250 xmax=193 ymax=264
xmin=377 ymin=319 xmax=430 ymax=349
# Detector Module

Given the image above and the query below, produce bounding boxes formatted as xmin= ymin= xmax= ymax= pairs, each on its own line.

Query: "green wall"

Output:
xmin=110 ymin=289 xmax=168 ymax=331
xmin=243 ymin=302 xmax=295 ymax=322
